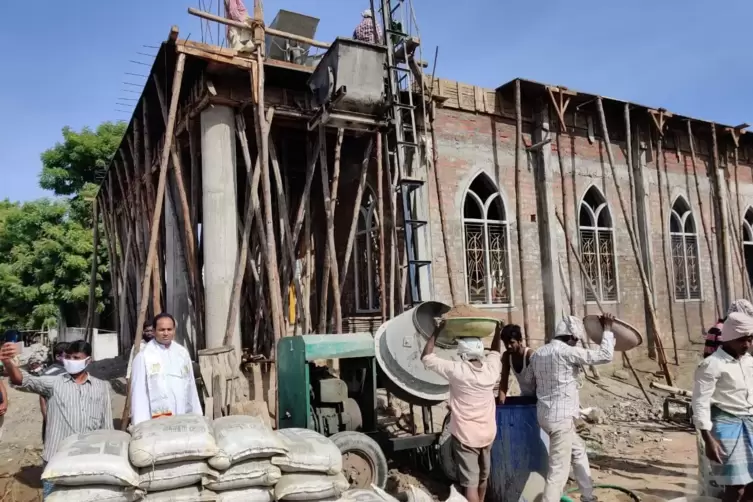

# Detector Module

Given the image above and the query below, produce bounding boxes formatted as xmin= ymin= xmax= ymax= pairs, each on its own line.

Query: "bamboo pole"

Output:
xmin=252 ymin=56 xmax=285 ymax=344
xmin=269 ymin=135 xmax=306 ymax=334
xmin=513 ymin=81 xmax=530 ymax=342
xmin=712 ymin=124 xmax=733 ymax=308
xmin=85 ymin=198 xmax=100 ymax=343
xmin=377 ymin=133 xmax=388 ymax=322
xmin=386 ymin=132 xmax=399 ymax=318
xmin=656 ymin=132 xmax=680 ymax=365
xmin=223 ymin=110 xmax=272 ymax=347
xmin=121 ymin=53 xmax=186 ymax=430
xmin=429 ymin=101 xmax=462 ymax=306
xmin=339 ymin=139 xmax=375 ymax=293
xmin=687 ymin=121 xmax=723 ymax=319
xmin=595 ymin=98 xmax=673 ymax=387
xmin=317 ymin=127 xmax=344 ymax=334
xmin=98 ymin=192 xmax=121 ymax=350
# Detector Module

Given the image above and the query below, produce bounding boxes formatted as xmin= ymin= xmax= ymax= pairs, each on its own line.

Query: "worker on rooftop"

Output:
xmin=421 ymin=322 xmax=503 ymax=502
xmin=693 ymin=311 xmax=753 ymax=502
xmin=526 ymin=314 xmax=615 ymax=502
xmin=353 ymin=9 xmax=383 ymax=45
xmin=225 ymin=0 xmax=254 ymax=53
xmin=130 ymin=313 xmax=202 ymax=426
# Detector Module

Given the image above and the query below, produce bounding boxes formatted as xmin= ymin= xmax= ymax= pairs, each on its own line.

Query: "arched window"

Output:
xmin=462 ymin=174 xmax=511 ymax=305
xmin=670 ymin=197 xmax=701 ymax=300
xmin=354 ymin=188 xmax=381 ymax=312
xmin=578 ymin=186 xmax=618 ymax=302
xmin=743 ymin=208 xmax=753 ymax=289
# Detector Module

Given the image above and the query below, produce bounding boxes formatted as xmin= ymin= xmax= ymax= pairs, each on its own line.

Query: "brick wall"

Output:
xmin=427 ymin=97 xmax=753 ymax=361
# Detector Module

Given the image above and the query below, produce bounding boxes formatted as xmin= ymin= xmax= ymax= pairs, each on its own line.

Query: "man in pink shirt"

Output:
xmin=422 ymin=322 xmax=503 ymax=502
xmin=225 ymin=0 xmax=254 ymax=53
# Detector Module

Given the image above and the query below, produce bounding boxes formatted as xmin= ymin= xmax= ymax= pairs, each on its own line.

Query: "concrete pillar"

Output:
xmin=532 ymin=102 xmax=562 ymax=340
xmin=165 ymin=186 xmax=196 ymax=355
xmin=200 ymin=106 xmax=241 ymax=356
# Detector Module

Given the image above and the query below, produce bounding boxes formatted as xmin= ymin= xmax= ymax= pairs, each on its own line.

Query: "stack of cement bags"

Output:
xmin=271 ymin=428 xmax=349 ymax=501
xmin=42 ymin=429 xmax=142 ymax=502
xmin=43 ymin=415 xmax=351 ymax=502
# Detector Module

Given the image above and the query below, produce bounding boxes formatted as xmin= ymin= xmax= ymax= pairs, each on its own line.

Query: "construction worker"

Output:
xmin=126 ymin=322 xmax=154 ymax=380
xmin=693 ymin=312 xmax=753 ymax=502
xmin=130 ymin=313 xmax=202 ymax=425
xmin=421 ymin=322 xmax=503 ymax=502
xmin=526 ymin=314 xmax=615 ymax=502
xmin=498 ymin=324 xmax=536 ymax=402
xmin=225 ymin=0 xmax=254 ymax=53
xmin=353 ymin=9 xmax=382 ymax=44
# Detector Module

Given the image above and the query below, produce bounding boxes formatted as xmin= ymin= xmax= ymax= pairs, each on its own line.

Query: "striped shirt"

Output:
xmin=526 ymin=334 xmax=614 ymax=424
xmin=19 ymin=372 xmax=113 ymax=461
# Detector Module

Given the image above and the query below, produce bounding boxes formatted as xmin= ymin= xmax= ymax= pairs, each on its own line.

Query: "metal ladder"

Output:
xmin=377 ymin=0 xmax=431 ymax=307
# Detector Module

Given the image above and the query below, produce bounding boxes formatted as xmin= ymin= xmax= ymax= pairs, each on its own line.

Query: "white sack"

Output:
xmin=216 ymin=487 xmax=274 ymax=502
xmin=275 ymin=473 xmax=350 ymax=501
xmin=139 ymin=460 xmax=219 ymax=491
xmin=271 ymin=428 xmax=342 ymax=474
xmin=143 ymin=485 xmax=217 ymax=502
xmin=340 ymin=487 xmax=400 ymax=502
xmin=42 ymin=430 xmax=139 ymax=487
xmin=204 ymin=459 xmax=281 ymax=491
xmin=129 ymin=416 xmax=218 ymax=468
xmin=209 ymin=415 xmax=287 ymax=470
xmin=47 ymin=486 xmax=142 ymax=502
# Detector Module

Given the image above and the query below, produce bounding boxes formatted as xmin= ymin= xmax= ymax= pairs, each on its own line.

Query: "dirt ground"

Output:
xmin=0 ymin=349 xmax=704 ymax=502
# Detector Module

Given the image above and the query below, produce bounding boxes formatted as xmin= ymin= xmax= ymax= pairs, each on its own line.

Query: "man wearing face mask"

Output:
xmin=130 ymin=312 xmax=202 ymax=425
xmin=0 ymin=339 xmax=113 ymax=499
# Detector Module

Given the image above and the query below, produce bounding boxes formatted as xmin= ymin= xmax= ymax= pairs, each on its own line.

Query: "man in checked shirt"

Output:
xmin=525 ymin=314 xmax=615 ymax=502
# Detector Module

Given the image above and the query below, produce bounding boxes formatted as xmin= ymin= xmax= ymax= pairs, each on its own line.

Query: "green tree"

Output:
xmin=39 ymin=121 xmax=126 ymax=197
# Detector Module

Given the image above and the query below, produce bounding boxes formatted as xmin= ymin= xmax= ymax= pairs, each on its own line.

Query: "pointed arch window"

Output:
xmin=354 ymin=188 xmax=381 ymax=312
xmin=670 ymin=197 xmax=701 ymax=300
xmin=743 ymin=208 xmax=753 ymax=290
xmin=462 ymin=174 xmax=512 ymax=305
xmin=578 ymin=186 xmax=618 ymax=302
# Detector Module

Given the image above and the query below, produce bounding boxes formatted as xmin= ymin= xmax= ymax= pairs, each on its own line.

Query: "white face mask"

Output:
xmin=63 ymin=358 xmax=90 ymax=375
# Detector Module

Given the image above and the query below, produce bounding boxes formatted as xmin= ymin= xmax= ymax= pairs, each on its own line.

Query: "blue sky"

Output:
xmin=1 ymin=0 xmax=751 ymax=202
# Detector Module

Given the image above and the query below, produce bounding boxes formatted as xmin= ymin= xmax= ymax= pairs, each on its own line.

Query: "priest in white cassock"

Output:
xmin=130 ymin=313 xmax=203 ymax=425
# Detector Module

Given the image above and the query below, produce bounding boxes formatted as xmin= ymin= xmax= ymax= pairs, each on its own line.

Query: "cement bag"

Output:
xmin=405 ymin=486 xmax=433 ymax=502
xmin=275 ymin=473 xmax=349 ymax=501
xmin=271 ymin=428 xmax=342 ymax=474
xmin=339 ymin=487 xmax=399 ymax=502
xmin=42 ymin=430 xmax=139 ymax=487
xmin=144 ymin=486 xmax=217 ymax=502
xmin=140 ymin=460 xmax=219 ymax=491
xmin=216 ymin=487 xmax=274 ymax=502
xmin=204 ymin=460 xmax=281 ymax=491
xmin=47 ymin=486 xmax=143 ymax=502
xmin=209 ymin=415 xmax=287 ymax=470
xmin=130 ymin=415 xmax=218 ymax=468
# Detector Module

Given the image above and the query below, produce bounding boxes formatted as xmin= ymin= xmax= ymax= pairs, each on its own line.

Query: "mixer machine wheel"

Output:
xmin=331 ymin=431 xmax=388 ymax=489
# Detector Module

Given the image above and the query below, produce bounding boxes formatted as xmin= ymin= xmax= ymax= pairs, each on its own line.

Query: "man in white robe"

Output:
xmin=130 ymin=313 xmax=202 ymax=425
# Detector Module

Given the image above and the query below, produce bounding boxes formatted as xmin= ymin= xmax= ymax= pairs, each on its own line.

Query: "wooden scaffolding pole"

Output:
xmin=595 ymin=98 xmax=673 ymax=386
xmin=513 ymin=80 xmax=530 ymax=341
xmin=712 ymin=124 xmax=734 ymax=307
xmin=85 ymin=197 xmax=100 ymax=343
xmin=121 ymin=53 xmax=186 ymax=430
xmin=377 ymin=133 xmax=388 ymax=322
xmin=339 ymin=138 xmax=375 ymax=293
xmin=687 ymin=120 xmax=723 ymax=319
xmin=252 ymin=54 xmax=285 ymax=344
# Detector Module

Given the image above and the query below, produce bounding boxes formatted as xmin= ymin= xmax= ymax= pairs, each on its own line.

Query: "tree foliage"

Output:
xmin=0 ymin=121 xmax=124 ymax=331
xmin=39 ymin=122 xmax=126 ymax=196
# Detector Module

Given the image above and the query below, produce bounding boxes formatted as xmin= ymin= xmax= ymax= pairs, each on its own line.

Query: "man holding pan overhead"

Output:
xmin=526 ymin=314 xmax=615 ymax=502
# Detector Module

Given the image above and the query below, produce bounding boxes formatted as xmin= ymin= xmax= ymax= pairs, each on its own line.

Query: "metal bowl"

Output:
xmin=440 ymin=317 xmax=498 ymax=340
xmin=583 ymin=315 xmax=643 ymax=352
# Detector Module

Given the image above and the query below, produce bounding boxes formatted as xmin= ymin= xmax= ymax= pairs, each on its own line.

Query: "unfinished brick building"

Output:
xmin=97 ymin=8 xmax=753 ymax=376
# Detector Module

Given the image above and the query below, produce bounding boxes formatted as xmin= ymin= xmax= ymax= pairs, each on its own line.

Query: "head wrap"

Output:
xmin=728 ymin=299 xmax=753 ymax=318
xmin=721 ymin=312 xmax=753 ymax=342
xmin=555 ymin=315 xmax=585 ymax=340
xmin=362 ymin=9 xmax=373 ymax=18
xmin=457 ymin=337 xmax=484 ymax=361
